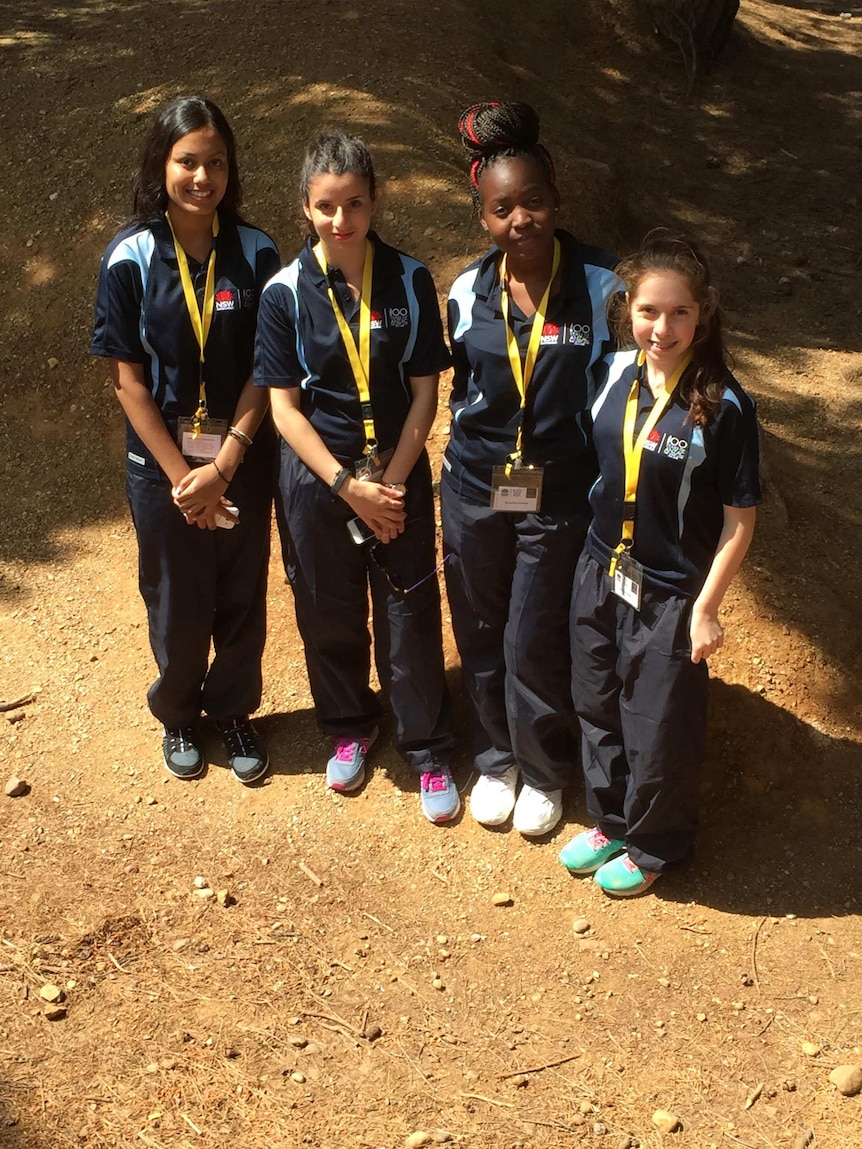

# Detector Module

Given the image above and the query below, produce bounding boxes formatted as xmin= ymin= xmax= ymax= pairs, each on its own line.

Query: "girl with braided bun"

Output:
xmin=443 ymin=101 xmax=623 ymax=836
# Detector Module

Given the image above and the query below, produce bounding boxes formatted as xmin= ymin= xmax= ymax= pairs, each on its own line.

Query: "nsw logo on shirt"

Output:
xmin=540 ymin=322 xmax=560 ymax=345
xmin=644 ymin=429 xmax=662 ymax=453
xmin=215 ymin=288 xmax=237 ymax=312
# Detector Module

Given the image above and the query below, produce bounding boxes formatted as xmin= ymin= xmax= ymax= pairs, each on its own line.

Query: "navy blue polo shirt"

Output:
xmin=91 ymin=213 xmax=280 ymax=466
xmin=587 ymin=349 xmax=762 ymax=595
xmin=254 ymin=232 xmax=451 ymax=463
xmin=443 ymin=229 xmax=623 ymax=515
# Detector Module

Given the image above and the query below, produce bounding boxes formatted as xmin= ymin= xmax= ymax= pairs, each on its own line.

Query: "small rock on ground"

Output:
xmin=4 ymin=776 xmax=27 ymax=797
xmin=405 ymin=1133 xmax=432 ymax=1149
xmin=652 ymin=1110 xmax=681 ymax=1133
xmin=572 ymin=918 xmax=591 ymax=934
xmin=492 ymin=892 xmax=513 ymax=906
xmin=829 ymin=1065 xmax=862 ymax=1096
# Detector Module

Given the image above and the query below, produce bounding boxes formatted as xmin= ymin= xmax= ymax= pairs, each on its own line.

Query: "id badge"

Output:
xmin=612 ymin=553 xmax=643 ymax=611
xmin=354 ymin=446 xmax=393 ymax=483
xmin=178 ymin=416 xmax=228 ymax=462
xmin=490 ymin=464 xmax=543 ymax=512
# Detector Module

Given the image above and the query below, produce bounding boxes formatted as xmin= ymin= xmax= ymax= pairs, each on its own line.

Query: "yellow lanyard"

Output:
xmin=166 ymin=210 xmax=220 ymax=433
xmin=609 ymin=349 xmax=693 ymax=576
xmin=500 ymin=236 xmax=561 ymax=465
xmin=315 ymin=239 xmax=377 ymax=457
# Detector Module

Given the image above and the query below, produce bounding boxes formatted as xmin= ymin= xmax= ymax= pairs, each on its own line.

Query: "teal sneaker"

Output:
xmin=559 ymin=827 xmax=625 ymax=874
xmin=420 ymin=766 xmax=460 ymax=824
xmin=593 ymin=852 xmax=659 ymax=897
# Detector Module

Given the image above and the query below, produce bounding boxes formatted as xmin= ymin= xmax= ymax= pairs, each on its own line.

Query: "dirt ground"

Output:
xmin=1 ymin=2 xmax=861 ymax=1147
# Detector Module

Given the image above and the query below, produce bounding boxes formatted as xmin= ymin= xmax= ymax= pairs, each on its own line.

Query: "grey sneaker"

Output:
xmin=163 ymin=726 xmax=204 ymax=779
xmin=420 ymin=765 xmax=460 ymax=824
xmin=326 ymin=727 xmax=378 ymax=792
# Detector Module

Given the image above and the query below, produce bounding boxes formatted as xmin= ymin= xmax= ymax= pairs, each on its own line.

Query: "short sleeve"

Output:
xmin=254 ymin=277 xmax=303 ymax=390
xmin=91 ymin=253 xmax=146 ymax=362
xmin=715 ymin=390 xmax=762 ymax=509
xmin=404 ymin=264 xmax=451 ymax=377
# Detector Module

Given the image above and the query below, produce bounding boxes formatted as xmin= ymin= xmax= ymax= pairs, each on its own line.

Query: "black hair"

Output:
xmin=299 ymin=130 xmax=377 ymax=205
xmin=130 ymin=96 xmax=242 ymax=222
xmin=613 ymin=229 xmax=727 ymax=427
xmin=458 ymin=101 xmax=556 ymax=206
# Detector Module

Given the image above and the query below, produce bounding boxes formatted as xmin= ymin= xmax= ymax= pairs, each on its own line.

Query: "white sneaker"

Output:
xmin=513 ymin=784 xmax=563 ymax=837
xmin=469 ymin=766 xmax=519 ymax=826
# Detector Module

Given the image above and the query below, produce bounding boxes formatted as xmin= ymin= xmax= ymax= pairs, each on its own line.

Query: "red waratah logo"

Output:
xmin=215 ymin=288 xmax=236 ymax=311
xmin=648 ymin=429 xmax=662 ymax=442
xmin=540 ymin=322 xmax=560 ymax=344
xmin=370 ymin=309 xmax=384 ymax=328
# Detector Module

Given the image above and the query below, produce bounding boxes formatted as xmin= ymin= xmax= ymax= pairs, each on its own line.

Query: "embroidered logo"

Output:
xmin=215 ymin=288 xmax=237 ymax=312
xmin=662 ymin=434 xmax=688 ymax=461
xmin=387 ymin=306 xmax=409 ymax=328
xmin=565 ymin=323 xmax=591 ymax=347
xmin=644 ymin=429 xmax=662 ymax=453
xmin=370 ymin=309 xmax=384 ymax=330
xmin=540 ymin=322 xmax=560 ymax=345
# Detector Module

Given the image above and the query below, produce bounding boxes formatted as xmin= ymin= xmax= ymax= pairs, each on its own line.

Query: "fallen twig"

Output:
xmin=460 ymin=1091 xmax=515 ymax=1109
xmin=298 ymin=861 xmax=324 ymax=887
xmin=180 ymin=1112 xmax=202 ymax=1135
xmin=499 ymin=1053 xmax=581 ymax=1080
xmin=108 ymin=952 xmax=130 ymax=974
xmin=750 ymin=918 xmax=765 ymax=990
xmin=361 ymin=911 xmax=393 ymax=932
xmin=0 ymin=694 xmax=36 ymax=712
xmin=743 ymin=1081 xmax=763 ymax=1110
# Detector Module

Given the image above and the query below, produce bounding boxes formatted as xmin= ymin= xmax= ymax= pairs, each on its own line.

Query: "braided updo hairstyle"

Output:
xmin=458 ymin=101 xmax=556 ymax=205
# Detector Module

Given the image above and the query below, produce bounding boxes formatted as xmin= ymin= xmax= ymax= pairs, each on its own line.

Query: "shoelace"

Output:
xmin=421 ymin=770 xmax=448 ymax=793
xmin=223 ymin=722 xmax=257 ymax=756
xmin=168 ymin=728 xmax=196 ymax=751
xmin=334 ymin=737 xmax=369 ymax=763
xmin=620 ymin=854 xmax=657 ymax=882
xmin=587 ymin=827 xmax=613 ymax=849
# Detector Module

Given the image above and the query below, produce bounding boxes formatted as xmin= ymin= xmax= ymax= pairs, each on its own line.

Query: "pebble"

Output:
xmin=594 ymin=1122 xmax=607 ymax=1135
xmin=216 ymin=889 xmax=234 ymax=907
xmin=39 ymin=984 xmax=64 ymax=1003
xmin=363 ymin=1023 xmax=383 ymax=1042
xmin=288 ymin=1036 xmax=308 ymax=1049
xmin=432 ymin=977 xmax=445 ymax=991
xmin=193 ymin=876 xmax=208 ymax=889
xmin=652 ymin=1110 xmax=681 ymax=1133
xmin=405 ymin=1134 xmax=432 ymax=1149
xmin=4 ymin=776 xmax=28 ymax=798
xmin=290 ymin=1071 xmax=306 ymax=1084
xmin=43 ymin=1004 xmax=67 ymax=1021
xmin=47 ymin=357 xmax=59 ymax=368
xmin=194 ymin=887 xmax=215 ymax=900
xmin=492 ymin=891 xmax=513 ymax=907
xmin=617 ymin=1138 xmax=633 ymax=1149
xmin=5 ymin=710 xmax=25 ymax=724
xmin=572 ymin=918 xmax=591 ymax=935
xmin=829 ymin=1065 xmax=862 ymax=1096
xmin=801 ymin=1041 xmax=820 ymax=1057
xmin=511 ymin=1074 xmax=528 ymax=1088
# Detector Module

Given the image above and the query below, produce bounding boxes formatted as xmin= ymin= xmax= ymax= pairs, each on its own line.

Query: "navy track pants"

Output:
xmin=277 ymin=445 xmax=454 ymax=773
xmin=570 ymin=549 xmax=708 ymax=872
xmin=126 ymin=454 xmax=272 ymax=729
xmin=441 ymin=475 xmax=588 ymax=793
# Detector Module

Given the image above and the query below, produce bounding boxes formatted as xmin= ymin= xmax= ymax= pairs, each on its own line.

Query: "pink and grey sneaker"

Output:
xmin=326 ymin=727 xmax=378 ymax=792
xmin=593 ymin=852 xmax=660 ymax=897
xmin=420 ymin=765 xmax=461 ymax=824
xmin=559 ymin=826 xmax=625 ymax=874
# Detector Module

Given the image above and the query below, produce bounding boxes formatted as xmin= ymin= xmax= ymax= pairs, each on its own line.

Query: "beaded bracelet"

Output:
xmin=228 ymin=425 xmax=253 ymax=448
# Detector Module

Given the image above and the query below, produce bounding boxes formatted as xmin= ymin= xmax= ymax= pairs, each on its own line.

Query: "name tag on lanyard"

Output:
xmin=492 ymin=238 xmax=560 ymax=513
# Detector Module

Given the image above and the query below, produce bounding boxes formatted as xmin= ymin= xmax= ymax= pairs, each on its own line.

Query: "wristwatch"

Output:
xmin=330 ymin=466 xmax=352 ymax=496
